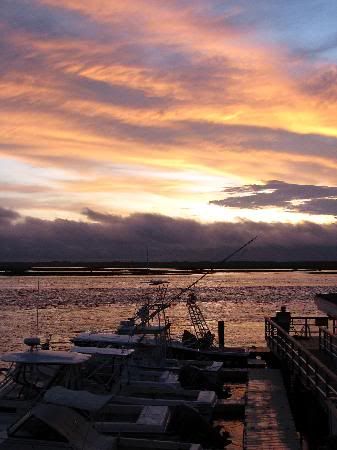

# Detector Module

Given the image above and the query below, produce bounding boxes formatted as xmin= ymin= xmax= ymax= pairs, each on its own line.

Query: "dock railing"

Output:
xmin=289 ymin=316 xmax=330 ymax=338
xmin=265 ymin=317 xmax=337 ymax=406
xmin=319 ymin=327 xmax=337 ymax=367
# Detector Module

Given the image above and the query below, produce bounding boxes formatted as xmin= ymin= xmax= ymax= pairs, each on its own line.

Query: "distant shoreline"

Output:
xmin=0 ymin=268 xmax=337 ymax=277
xmin=1 ymin=260 xmax=337 ymax=276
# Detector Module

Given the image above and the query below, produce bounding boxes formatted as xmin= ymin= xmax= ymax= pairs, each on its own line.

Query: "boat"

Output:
xmin=0 ymin=339 xmax=92 ymax=446
xmin=149 ymin=279 xmax=167 ymax=286
xmin=109 ymin=388 xmax=217 ymax=418
xmin=0 ymin=339 xmax=90 ymax=406
xmin=0 ymin=383 xmax=227 ymax=448
xmin=136 ymin=358 xmax=226 ymax=389
xmin=167 ymin=340 xmax=249 ymax=364
xmin=72 ymin=296 xmax=249 ymax=366
xmin=42 ymin=386 xmax=224 ymax=446
xmin=44 ymin=387 xmax=173 ymax=437
xmin=1 ymin=398 xmax=203 ymax=449
xmin=71 ymin=249 xmax=251 ymax=364
xmin=0 ymin=348 xmax=223 ymax=447
xmin=69 ymin=346 xmax=218 ymax=418
xmin=72 ymin=345 xmax=230 ymax=398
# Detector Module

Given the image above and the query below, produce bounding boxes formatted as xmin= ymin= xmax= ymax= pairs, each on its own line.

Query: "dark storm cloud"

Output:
xmin=295 ymin=198 xmax=337 ymax=215
xmin=0 ymin=207 xmax=21 ymax=225
xmin=210 ymin=180 xmax=337 ymax=216
xmin=1 ymin=207 xmax=337 ymax=261
xmin=82 ymin=208 xmax=123 ymax=224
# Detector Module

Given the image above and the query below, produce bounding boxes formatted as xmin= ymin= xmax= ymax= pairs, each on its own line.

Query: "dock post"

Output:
xmin=218 ymin=320 xmax=225 ymax=348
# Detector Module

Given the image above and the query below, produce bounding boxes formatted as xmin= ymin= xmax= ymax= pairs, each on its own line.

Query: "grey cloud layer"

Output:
xmin=0 ymin=0 xmax=99 ymax=40
xmin=210 ymin=180 xmax=337 ymax=215
xmin=1 ymin=207 xmax=337 ymax=261
xmin=0 ymin=207 xmax=21 ymax=224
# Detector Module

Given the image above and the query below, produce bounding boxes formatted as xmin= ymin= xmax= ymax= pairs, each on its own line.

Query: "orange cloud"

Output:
xmin=1 ymin=0 xmax=337 ymax=223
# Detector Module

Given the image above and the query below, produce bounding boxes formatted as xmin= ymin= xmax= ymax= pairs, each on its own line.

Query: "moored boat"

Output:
xmin=1 ymin=397 xmax=203 ymax=449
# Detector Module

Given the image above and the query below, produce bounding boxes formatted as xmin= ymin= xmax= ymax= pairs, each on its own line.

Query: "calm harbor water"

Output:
xmin=0 ymin=271 xmax=335 ymax=352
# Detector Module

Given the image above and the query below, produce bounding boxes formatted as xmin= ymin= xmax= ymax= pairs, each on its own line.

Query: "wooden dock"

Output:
xmin=244 ymin=369 xmax=300 ymax=449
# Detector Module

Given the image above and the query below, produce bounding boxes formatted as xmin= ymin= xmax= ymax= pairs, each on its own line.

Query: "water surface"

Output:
xmin=0 ymin=271 xmax=335 ymax=352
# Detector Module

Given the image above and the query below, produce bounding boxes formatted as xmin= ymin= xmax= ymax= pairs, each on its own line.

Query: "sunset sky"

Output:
xmin=1 ymin=1 xmax=337 ymax=260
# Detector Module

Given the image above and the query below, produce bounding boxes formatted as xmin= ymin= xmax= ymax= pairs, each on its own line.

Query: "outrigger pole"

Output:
xmin=129 ymin=235 xmax=258 ymax=347
xmin=170 ymin=235 xmax=258 ymax=303
xmin=36 ymin=278 xmax=40 ymax=336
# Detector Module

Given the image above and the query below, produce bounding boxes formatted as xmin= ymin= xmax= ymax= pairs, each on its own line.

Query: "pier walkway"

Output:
xmin=244 ymin=369 xmax=300 ymax=449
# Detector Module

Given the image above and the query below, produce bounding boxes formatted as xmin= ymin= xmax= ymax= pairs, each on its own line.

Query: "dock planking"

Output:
xmin=244 ymin=369 xmax=300 ymax=449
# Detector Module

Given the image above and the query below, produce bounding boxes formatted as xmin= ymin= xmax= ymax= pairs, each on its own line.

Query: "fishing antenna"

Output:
xmin=169 ymin=235 xmax=258 ymax=303
xmin=36 ymin=278 xmax=40 ymax=335
xmin=127 ymin=236 xmax=258 ymax=339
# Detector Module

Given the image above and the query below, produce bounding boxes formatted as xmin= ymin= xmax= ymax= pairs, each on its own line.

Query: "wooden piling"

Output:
xmin=218 ymin=321 xmax=224 ymax=348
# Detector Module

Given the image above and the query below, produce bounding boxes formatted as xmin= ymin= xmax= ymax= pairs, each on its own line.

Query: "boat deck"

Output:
xmin=244 ymin=369 xmax=300 ymax=450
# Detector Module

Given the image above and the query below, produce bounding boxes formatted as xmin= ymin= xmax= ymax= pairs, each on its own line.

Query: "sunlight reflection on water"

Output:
xmin=0 ymin=271 xmax=335 ymax=351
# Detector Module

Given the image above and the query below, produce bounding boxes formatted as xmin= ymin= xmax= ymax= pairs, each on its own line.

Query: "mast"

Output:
xmin=36 ymin=278 xmax=40 ymax=336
